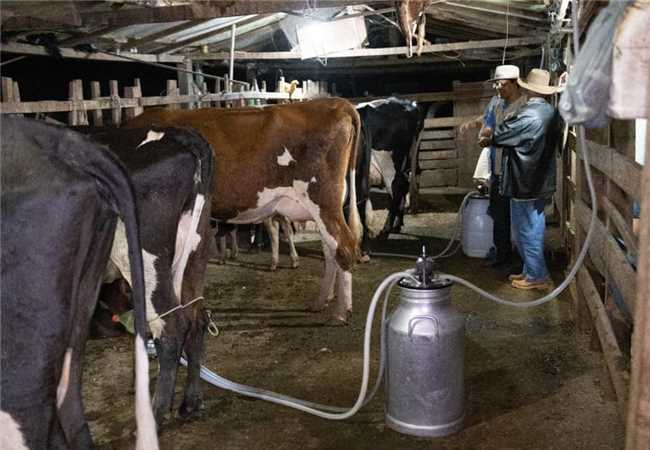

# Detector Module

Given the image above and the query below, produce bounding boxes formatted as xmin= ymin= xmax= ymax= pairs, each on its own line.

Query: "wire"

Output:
xmin=0 ymin=55 xmax=28 ymax=67
xmin=502 ymin=0 xmax=510 ymax=64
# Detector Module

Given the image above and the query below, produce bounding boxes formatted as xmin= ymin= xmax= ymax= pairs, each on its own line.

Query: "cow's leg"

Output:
xmin=280 ymin=216 xmax=299 ymax=269
xmin=153 ymin=309 xmax=187 ymax=425
xmin=217 ymin=235 xmax=227 ymax=264
xmin=311 ymin=242 xmax=337 ymax=312
xmin=379 ymin=154 xmax=410 ymax=238
xmin=264 ymin=218 xmax=280 ymax=271
xmin=179 ymin=307 xmax=207 ymax=419
xmin=178 ymin=205 xmax=211 ymax=419
xmin=333 ymin=266 xmax=353 ymax=320
xmin=229 ymin=226 xmax=239 ymax=260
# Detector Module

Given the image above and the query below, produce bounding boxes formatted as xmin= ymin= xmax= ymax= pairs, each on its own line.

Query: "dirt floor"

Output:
xmin=84 ymin=194 xmax=625 ymax=450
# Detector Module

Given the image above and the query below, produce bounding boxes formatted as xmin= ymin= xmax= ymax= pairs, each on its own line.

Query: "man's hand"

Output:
xmin=478 ymin=126 xmax=492 ymax=147
xmin=459 ymin=115 xmax=482 ymax=134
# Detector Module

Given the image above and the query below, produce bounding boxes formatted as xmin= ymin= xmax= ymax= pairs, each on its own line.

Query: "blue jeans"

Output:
xmin=510 ymin=198 xmax=549 ymax=281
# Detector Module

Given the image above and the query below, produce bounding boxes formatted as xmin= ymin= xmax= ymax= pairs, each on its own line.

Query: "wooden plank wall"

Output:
xmin=565 ymin=119 xmax=642 ymax=421
xmin=413 ymin=80 xmax=493 ymax=199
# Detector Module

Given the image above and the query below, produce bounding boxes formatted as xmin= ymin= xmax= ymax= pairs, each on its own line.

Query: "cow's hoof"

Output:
xmin=326 ymin=315 xmax=348 ymax=326
xmin=291 ymin=261 xmax=299 ymax=269
xmin=179 ymin=399 xmax=203 ymax=419
xmin=359 ymin=254 xmax=370 ymax=263
xmin=269 ymin=264 xmax=277 ymax=272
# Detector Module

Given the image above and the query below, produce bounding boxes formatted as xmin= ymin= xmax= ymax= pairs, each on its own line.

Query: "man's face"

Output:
xmin=494 ymin=79 xmax=519 ymax=101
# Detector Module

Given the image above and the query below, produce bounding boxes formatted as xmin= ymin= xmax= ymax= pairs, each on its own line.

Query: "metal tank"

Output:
xmin=385 ymin=251 xmax=466 ymax=437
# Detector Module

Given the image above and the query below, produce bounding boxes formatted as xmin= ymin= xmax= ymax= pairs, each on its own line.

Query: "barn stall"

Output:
xmin=0 ymin=1 xmax=648 ymax=449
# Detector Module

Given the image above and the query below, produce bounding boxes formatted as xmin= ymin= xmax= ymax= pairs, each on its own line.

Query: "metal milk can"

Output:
xmin=385 ymin=253 xmax=466 ymax=437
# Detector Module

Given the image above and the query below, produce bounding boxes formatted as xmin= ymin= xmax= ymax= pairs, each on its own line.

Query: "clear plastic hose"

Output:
xmin=181 ymin=270 xmax=416 ymax=419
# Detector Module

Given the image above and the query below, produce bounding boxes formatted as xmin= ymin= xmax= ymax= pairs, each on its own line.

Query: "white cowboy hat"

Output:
xmin=517 ymin=68 xmax=562 ymax=95
xmin=488 ymin=65 xmax=520 ymax=82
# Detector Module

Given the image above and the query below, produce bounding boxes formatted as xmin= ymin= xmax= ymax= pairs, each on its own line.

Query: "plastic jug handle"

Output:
xmin=408 ymin=315 xmax=440 ymax=342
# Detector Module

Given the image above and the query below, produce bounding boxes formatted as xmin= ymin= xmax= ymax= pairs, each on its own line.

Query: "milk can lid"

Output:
xmin=398 ymin=276 xmax=452 ymax=290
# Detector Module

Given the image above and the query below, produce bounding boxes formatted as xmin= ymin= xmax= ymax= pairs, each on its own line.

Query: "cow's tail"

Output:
xmin=80 ymin=135 xmax=159 ymax=450
xmin=347 ymin=106 xmax=363 ymax=244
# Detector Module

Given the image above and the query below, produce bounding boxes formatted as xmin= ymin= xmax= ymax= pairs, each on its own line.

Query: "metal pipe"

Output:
xmin=229 ymin=23 xmax=236 ymax=93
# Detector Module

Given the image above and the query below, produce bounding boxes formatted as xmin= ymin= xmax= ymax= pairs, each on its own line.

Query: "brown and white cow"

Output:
xmin=125 ymin=98 xmax=362 ymax=322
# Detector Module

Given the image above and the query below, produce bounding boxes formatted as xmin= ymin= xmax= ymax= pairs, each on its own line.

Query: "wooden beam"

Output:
xmin=577 ymin=266 xmax=629 ymax=419
xmin=192 ymin=36 xmax=546 ymax=60
xmin=0 ymin=91 xmax=306 ymax=115
xmin=79 ymin=1 xmax=385 ymax=28
xmin=0 ymin=42 xmax=184 ymax=63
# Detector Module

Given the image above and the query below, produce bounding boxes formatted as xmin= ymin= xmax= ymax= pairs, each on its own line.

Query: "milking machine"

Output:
xmin=181 ymin=13 xmax=598 ymax=437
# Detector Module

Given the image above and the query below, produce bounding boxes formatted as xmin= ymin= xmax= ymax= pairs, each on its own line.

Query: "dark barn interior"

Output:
xmin=1 ymin=1 xmax=648 ymax=449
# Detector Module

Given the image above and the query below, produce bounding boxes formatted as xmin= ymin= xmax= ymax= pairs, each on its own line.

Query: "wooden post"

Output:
xmin=625 ymin=80 xmax=650 ymax=450
xmin=1 ymin=77 xmax=14 ymax=103
xmin=90 ymin=81 xmax=103 ymax=126
xmin=68 ymin=79 xmax=88 ymax=126
xmin=166 ymin=79 xmax=180 ymax=111
xmin=201 ymin=81 xmax=208 ymax=108
xmin=11 ymin=81 xmax=23 ymax=117
xmin=177 ymin=60 xmax=194 ymax=109
xmin=123 ymin=86 xmax=136 ymax=121
xmin=109 ymin=80 xmax=121 ymax=126
xmin=215 ymin=78 xmax=223 ymax=108
xmin=133 ymin=78 xmax=143 ymax=116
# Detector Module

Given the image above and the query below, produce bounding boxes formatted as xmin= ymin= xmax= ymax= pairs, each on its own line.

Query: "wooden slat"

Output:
xmin=350 ymin=89 xmax=493 ymax=104
xmin=419 ymin=150 xmax=457 ymax=161
xmin=424 ymin=116 xmax=476 ymax=128
xmin=578 ymin=139 xmax=643 ymax=200
xmin=420 ymin=139 xmax=456 ymax=150
xmin=577 ymin=266 xmax=629 ymax=418
xmin=602 ymin=196 xmax=638 ymax=257
xmin=420 ymin=129 xmax=455 ymax=140
xmin=575 ymin=199 xmax=636 ymax=314
xmin=418 ymin=186 xmax=472 ymax=195
xmin=420 ymin=159 xmax=458 ymax=170
xmin=419 ymin=168 xmax=458 ymax=187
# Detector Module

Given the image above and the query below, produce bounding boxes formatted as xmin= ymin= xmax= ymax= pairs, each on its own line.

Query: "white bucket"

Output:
xmin=461 ymin=194 xmax=494 ymax=258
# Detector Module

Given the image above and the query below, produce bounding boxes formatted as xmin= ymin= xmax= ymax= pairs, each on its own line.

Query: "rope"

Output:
xmin=149 ymin=295 xmax=204 ymax=322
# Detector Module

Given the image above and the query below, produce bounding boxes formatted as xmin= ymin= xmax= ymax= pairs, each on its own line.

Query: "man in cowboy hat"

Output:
xmin=481 ymin=68 xmax=561 ymax=290
xmin=472 ymin=65 xmax=526 ymax=270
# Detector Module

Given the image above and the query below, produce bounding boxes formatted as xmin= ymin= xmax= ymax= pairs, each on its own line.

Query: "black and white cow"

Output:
xmin=81 ymin=126 xmax=214 ymax=426
xmin=355 ymin=97 xmax=425 ymax=255
xmin=0 ymin=117 xmax=158 ymax=450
